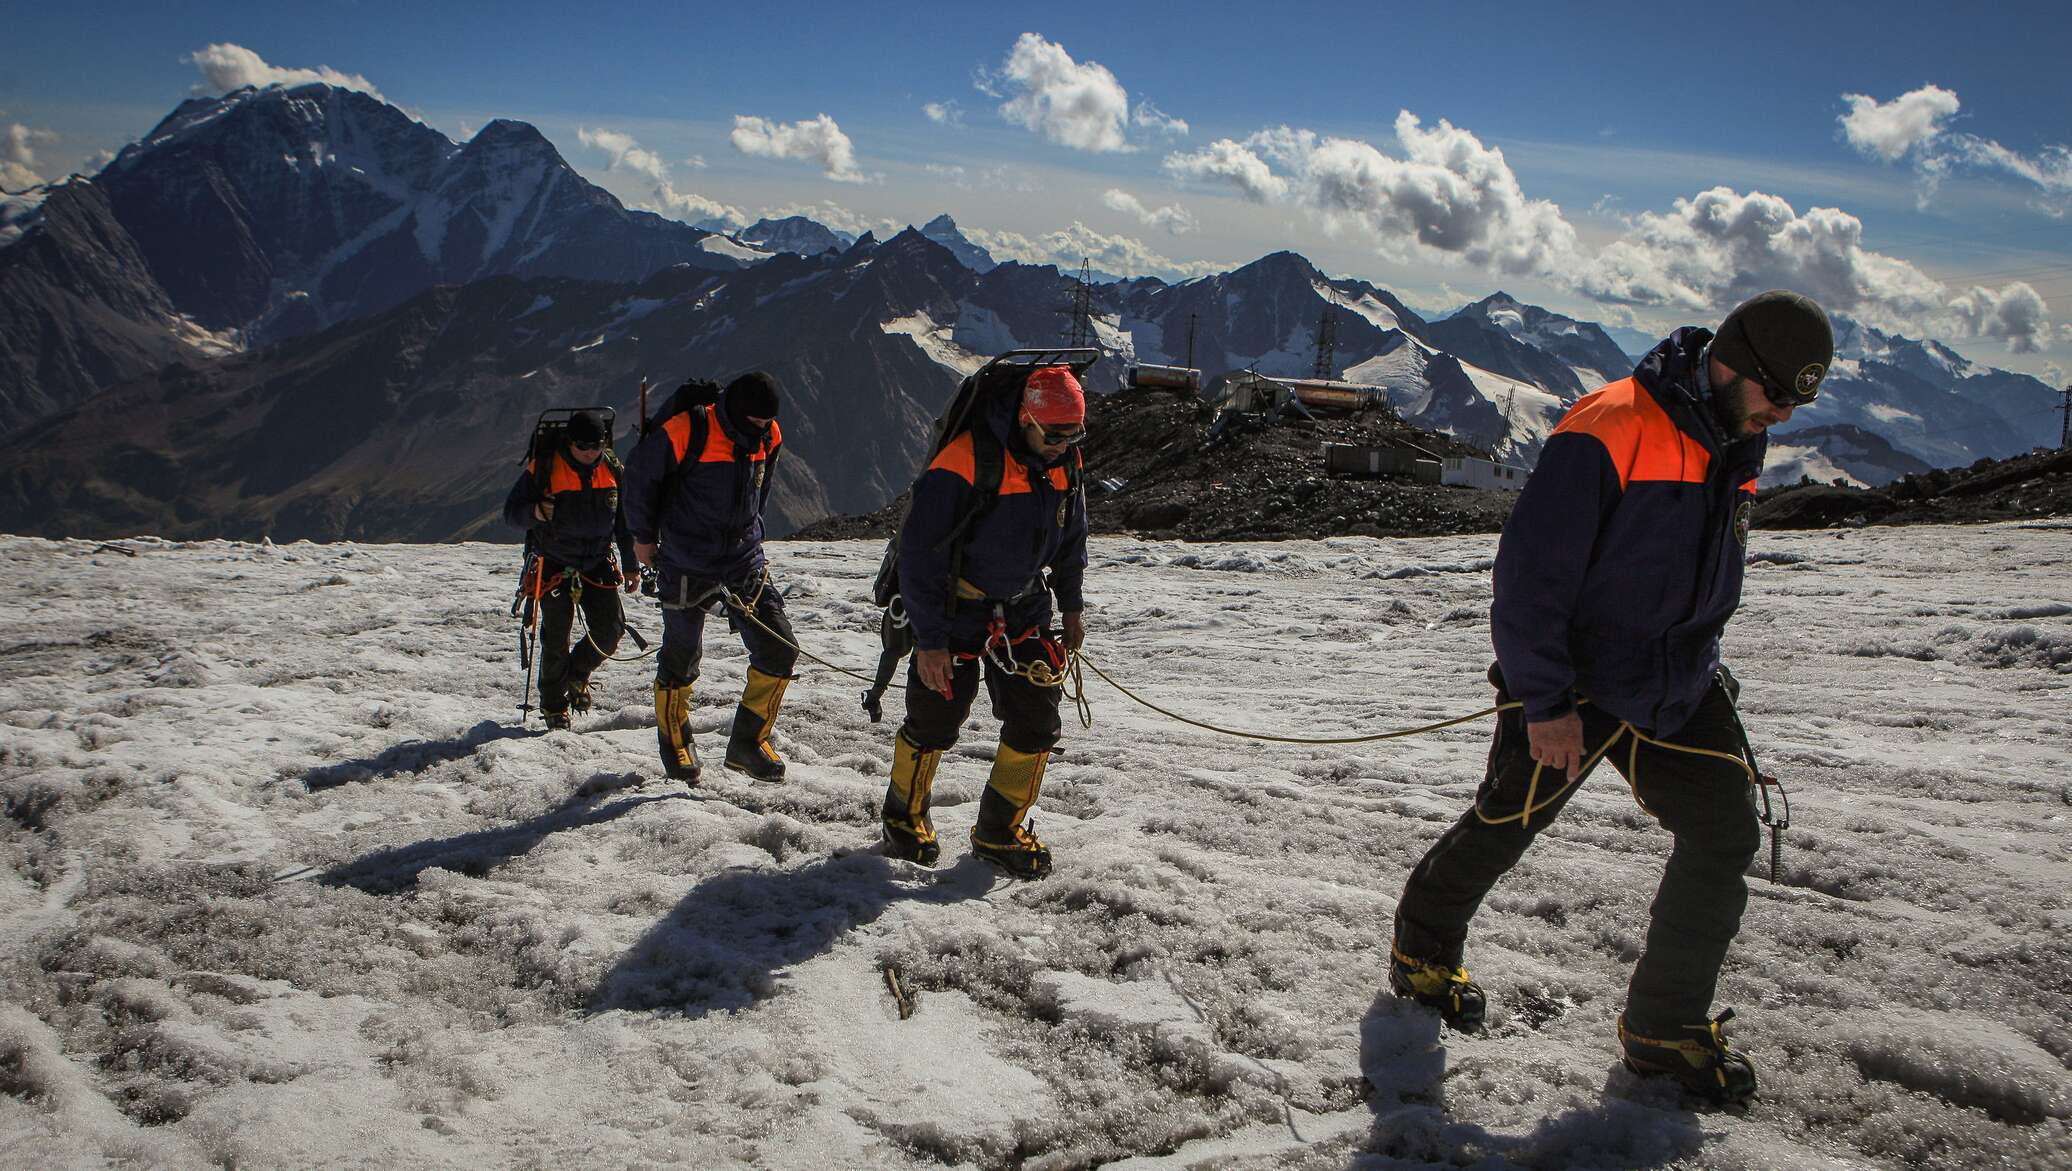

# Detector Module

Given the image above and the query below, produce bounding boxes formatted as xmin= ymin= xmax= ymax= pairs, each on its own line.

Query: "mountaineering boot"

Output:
xmin=542 ymin=708 xmax=572 ymax=732
xmin=567 ymin=677 xmax=593 ymax=714
xmin=1388 ymin=943 xmax=1488 ymax=1031
xmin=724 ymin=667 xmax=792 ymax=782
xmin=970 ymin=744 xmax=1053 ymax=879
xmin=654 ymin=681 xmax=700 ymax=784
xmin=1618 ymin=1010 xmax=1758 ymax=1105
xmin=879 ymin=732 xmax=942 ymax=865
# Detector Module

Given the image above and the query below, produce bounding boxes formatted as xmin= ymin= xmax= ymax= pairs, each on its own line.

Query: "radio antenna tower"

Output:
xmin=1060 ymin=258 xmax=1096 ymax=348
xmin=1311 ymin=290 xmax=1339 ymax=381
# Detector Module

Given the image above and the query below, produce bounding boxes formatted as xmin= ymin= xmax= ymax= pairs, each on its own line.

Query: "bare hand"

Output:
xmin=532 ymin=499 xmax=556 ymax=522
xmin=633 ymin=541 xmax=656 ymax=569
xmin=1526 ymin=712 xmax=1585 ymax=781
xmin=915 ymin=648 xmax=954 ymax=698
xmin=1061 ymin=611 xmax=1085 ymax=652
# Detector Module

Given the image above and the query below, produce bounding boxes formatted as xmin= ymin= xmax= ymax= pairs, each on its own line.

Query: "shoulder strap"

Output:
xmin=661 ymin=405 xmax=710 ymax=503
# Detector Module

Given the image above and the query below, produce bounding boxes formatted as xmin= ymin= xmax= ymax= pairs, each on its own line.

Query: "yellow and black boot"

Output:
xmin=970 ymin=743 xmax=1053 ymax=879
xmin=653 ymin=681 xmax=700 ymax=784
xmin=1618 ymin=1010 xmax=1758 ymax=1105
xmin=724 ymin=667 xmax=791 ymax=782
xmin=1387 ymin=943 xmax=1487 ymax=1031
xmin=880 ymin=732 xmax=943 ymax=865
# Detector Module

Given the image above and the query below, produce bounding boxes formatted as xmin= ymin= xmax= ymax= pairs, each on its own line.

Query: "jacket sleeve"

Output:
xmin=1490 ymin=431 xmax=1621 ymax=721
xmin=622 ymin=428 xmax=675 ymax=545
xmin=1048 ymin=471 xmax=1088 ymax=613
xmin=760 ymin=427 xmax=782 ymax=513
xmin=897 ymin=468 xmax=974 ymax=651
xmin=502 ymin=468 xmax=540 ymax=532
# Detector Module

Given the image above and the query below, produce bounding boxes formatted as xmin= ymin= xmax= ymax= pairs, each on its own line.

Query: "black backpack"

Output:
xmin=521 ymin=406 xmax=622 ymax=515
xmin=861 ymin=348 xmax=1098 ymax=720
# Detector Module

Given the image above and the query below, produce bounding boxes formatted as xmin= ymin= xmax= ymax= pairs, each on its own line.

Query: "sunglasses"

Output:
xmin=1038 ymin=426 xmax=1087 ymax=446
xmin=570 ymin=440 xmax=603 ymax=452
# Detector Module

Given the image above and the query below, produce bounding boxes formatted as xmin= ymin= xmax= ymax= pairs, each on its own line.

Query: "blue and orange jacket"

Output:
xmin=898 ymin=392 xmax=1088 ymax=652
xmin=1491 ymin=328 xmax=1767 ymax=738
xmin=622 ymin=391 xmax=782 ymax=582
xmin=503 ymin=446 xmax=636 ymax=578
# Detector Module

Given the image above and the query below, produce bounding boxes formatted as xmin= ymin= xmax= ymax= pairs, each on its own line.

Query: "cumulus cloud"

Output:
xmin=578 ymin=126 xmax=670 ymax=184
xmin=642 ymin=183 xmax=748 ymax=230
xmin=2 ymin=123 xmax=57 ymax=190
xmin=1162 ymin=138 xmax=1287 ymax=201
xmin=1102 ymin=188 xmax=1196 ymax=234
xmin=994 ymin=33 xmax=1132 ymax=153
xmin=964 ymin=220 xmax=1220 ymax=281
xmin=730 ymin=113 xmax=868 ymax=183
xmin=183 ymin=43 xmax=384 ymax=101
xmin=1840 ymin=85 xmax=1960 ymax=162
xmin=923 ymin=101 xmax=964 ymax=126
xmin=1581 ymin=185 xmax=2056 ymax=353
xmin=2043 ymin=362 xmax=2065 ymax=387
xmin=1841 ymin=84 xmax=2071 ymax=209
xmin=1944 ymin=281 xmax=2056 ymax=353
xmin=1165 ymin=113 xmax=1579 ymax=277
xmin=1131 ymin=99 xmax=1189 ymax=138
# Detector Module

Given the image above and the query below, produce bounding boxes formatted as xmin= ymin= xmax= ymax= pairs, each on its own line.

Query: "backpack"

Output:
xmin=861 ymin=347 xmax=1098 ymax=720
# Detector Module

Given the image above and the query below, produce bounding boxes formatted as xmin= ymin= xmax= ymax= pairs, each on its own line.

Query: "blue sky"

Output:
xmin=5 ymin=0 xmax=2069 ymax=381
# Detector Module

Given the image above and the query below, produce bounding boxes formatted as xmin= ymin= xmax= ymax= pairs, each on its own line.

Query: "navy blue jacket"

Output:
xmin=898 ymin=393 xmax=1088 ymax=651
xmin=622 ymin=391 xmax=781 ymax=584
xmin=1491 ymin=328 xmax=1766 ymax=737
xmin=503 ymin=446 xmax=636 ymax=578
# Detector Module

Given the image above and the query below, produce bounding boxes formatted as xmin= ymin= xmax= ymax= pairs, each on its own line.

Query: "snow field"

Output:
xmin=1 ymin=525 xmax=2068 ymax=1169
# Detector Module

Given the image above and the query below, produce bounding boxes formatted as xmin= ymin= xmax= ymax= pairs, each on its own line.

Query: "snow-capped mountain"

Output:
xmin=1429 ymin=293 xmax=1633 ymax=400
xmin=919 ymin=214 xmax=997 ymax=273
xmin=92 ymin=84 xmax=741 ymax=343
xmin=739 ymin=216 xmax=852 ymax=257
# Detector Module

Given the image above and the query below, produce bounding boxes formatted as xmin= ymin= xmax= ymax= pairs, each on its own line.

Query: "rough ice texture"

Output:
xmin=1 ymin=522 xmax=2068 ymax=1168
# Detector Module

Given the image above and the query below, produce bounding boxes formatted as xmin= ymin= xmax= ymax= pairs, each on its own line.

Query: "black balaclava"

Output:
xmin=723 ymin=371 xmax=781 ymax=435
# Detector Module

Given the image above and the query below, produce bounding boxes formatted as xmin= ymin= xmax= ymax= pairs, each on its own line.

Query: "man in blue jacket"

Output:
xmin=879 ymin=365 xmax=1089 ymax=878
xmin=1388 ymin=291 xmax=1833 ymax=1104
xmin=504 ymin=410 xmax=639 ymax=730
xmin=623 ymin=372 xmax=797 ymax=785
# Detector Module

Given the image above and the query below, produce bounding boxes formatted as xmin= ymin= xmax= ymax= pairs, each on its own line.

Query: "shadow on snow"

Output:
xmin=302 ymin=719 xmax=535 ymax=790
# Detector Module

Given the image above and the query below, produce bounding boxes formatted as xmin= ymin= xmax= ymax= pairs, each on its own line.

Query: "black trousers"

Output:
xmin=898 ymin=637 xmax=1064 ymax=756
xmin=656 ymin=570 xmax=798 ymax=686
xmin=1394 ymin=669 xmax=1760 ymax=1033
xmin=537 ymin=574 xmax=623 ymax=711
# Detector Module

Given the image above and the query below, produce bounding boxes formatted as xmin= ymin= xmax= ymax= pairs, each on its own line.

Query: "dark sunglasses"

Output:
xmin=1038 ymin=426 xmax=1087 ymax=446
xmin=569 ymin=440 xmax=603 ymax=452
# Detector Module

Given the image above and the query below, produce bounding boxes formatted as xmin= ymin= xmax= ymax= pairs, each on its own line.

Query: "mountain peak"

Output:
xmin=922 ymin=213 xmax=960 ymax=233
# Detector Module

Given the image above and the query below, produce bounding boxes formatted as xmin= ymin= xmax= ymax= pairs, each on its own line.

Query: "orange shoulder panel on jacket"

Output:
xmin=549 ymin=454 xmax=590 ymax=495
xmin=663 ymin=412 xmax=694 ymax=463
xmin=998 ymin=459 xmax=1034 ymax=495
xmin=1551 ymin=378 xmax=1709 ymax=490
xmin=591 ymin=460 xmax=620 ymax=490
xmin=768 ymin=420 xmax=783 ymax=447
xmin=927 ymin=431 xmax=978 ymax=484
xmin=1740 ymin=478 xmax=1757 ymax=494
xmin=698 ymin=407 xmax=742 ymax=463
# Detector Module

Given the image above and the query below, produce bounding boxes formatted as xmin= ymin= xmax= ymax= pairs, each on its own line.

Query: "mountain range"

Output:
xmin=0 ymin=81 xmax=2059 ymax=542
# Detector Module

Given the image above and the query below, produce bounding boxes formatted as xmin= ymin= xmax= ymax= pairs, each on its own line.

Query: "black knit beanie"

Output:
xmin=724 ymin=371 xmax=781 ymax=430
xmin=566 ymin=410 xmax=608 ymax=446
xmin=1712 ymin=291 xmax=1833 ymax=404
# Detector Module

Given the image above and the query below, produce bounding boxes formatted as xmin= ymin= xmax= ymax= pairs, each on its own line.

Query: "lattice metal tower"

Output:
xmin=1061 ymin=258 xmax=1096 ymax=348
xmin=1311 ymin=293 xmax=1339 ymax=381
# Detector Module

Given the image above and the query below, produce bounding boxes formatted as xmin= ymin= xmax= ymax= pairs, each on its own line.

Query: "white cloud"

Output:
xmin=964 ymin=220 xmax=1220 ymax=281
xmin=1944 ymin=281 xmax=2055 ymax=354
xmin=2 ymin=123 xmax=57 ymax=190
xmin=683 ymin=154 xmax=707 ymax=169
xmin=641 ymin=182 xmax=748 ymax=230
xmin=1840 ymin=85 xmax=2070 ymax=210
xmin=1101 ymin=188 xmax=1196 ymax=234
xmin=995 ymin=33 xmax=1131 ymax=153
xmin=730 ymin=114 xmax=868 ymax=183
xmin=2043 ymin=362 xmax=2065 ymax=387
xmin=1581 ymin=185 xmax=2056 ymax=353
xmin=1166 ymin=113 xmax=1580 ymax=277
xmin=1840 ymin=85 xmax=1960 ymax=162
xmin=1131 ymin=99 xmax=1189 ymax=138
xmin=1162 ymin=138 xmax=1287 ymax=201
xmin=577 ymin=126 xmax=670 ymax=184
xmin=183 ymin=43 xmax=384 ymax=101
xmin=923 ymin=101 xmax=964 ymax=126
